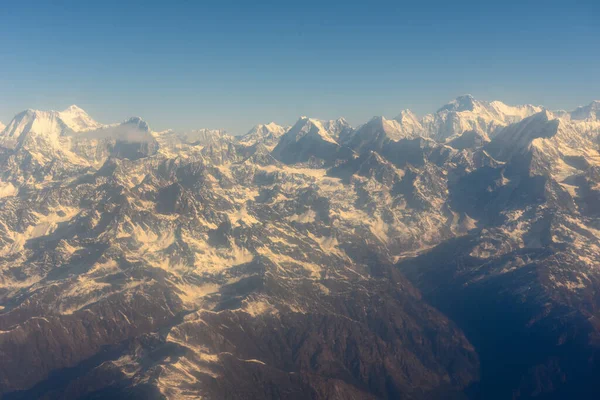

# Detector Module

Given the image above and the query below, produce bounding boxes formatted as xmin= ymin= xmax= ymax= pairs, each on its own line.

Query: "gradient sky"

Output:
xmin=0 ymin=0 xmax=598 ymax=134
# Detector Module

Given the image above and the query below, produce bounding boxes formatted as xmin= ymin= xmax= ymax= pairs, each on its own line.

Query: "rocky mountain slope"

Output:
xmin=0 ymin=97 xmax=599 ymax=399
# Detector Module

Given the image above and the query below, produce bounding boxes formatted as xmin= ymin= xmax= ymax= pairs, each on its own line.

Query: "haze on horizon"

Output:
xmin=0 ymin=0 xmax=598 ymax=135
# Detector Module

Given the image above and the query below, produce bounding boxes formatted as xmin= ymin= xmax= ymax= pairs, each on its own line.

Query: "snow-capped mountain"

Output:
xmin=1 ymin=98 xmax=600 ymax=399
xmin=239 ymin=122 xmax=288 ymax=148
xmin=271 ymin=116 xmax=353 ymax=165
xmin=0 ymin=105 xmax=102 ymax=149
xmin=58 ymin=104 xmax=103 ymax=131
xmin=390 ymin=95 xmax=544 ymax=143
xmin=343 ymin=115 xmax=420 ymax=152
xmin=0 ymin=121 xmax=5 ymax=132
xmin=569 ymin=100 xmax=600 ymax=121
xmin=0 ymin=107 xmax=159 ymax=191
xmin=239 ymin=118 xmax=351 ymax=150
xmin=393 ymin=109 xmax=425 ymax=136
xmin=172 ymin=127 xmax=230 ymax=145
xmin=320 ymin=117 xmax=353 ymax=141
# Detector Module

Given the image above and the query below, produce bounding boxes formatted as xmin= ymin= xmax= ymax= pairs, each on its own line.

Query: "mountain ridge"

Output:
xmin=3 ymin=96 xmax=599 ymax=144
xmin=1 ymin=95 xmax=600 ymax=399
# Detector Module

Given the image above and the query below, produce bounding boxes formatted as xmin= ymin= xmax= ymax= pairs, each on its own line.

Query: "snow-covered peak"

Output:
xmin=251 ymin=122 xmax=286 ymax=134
xmin=62 ymin=104 xmax=86 ymax=114
xmin=485 ymin=110 xmax=559 ymax=162
xmin=366 ymin=115 xmax=418 ymax=140
xmin=240 ymin=122 xmax=288 ymax=146
xmin=58 ymin=105 xmax=102 ymax=132
xmin=437 ymin=95 xmax=542 ymax=122
xmin=343 ymin=116 xmax=419 ymax=152
xmin=488 ymin=101 xmax=544 ymax=123
xmin=395 ymin=109 xmax=419 ymax=121
xmin=265 ymin=121 xmax=286 ymax=131
xmin=0 ymin=121 xmax=5 ymax=132
xmin=286 ymin=116 xmax=338 ymax=144
xmin=0 ymin=106 xmax=104 ymax=150
xmin=393 ymin=110 xmax=424 ymax=135
xmin=367 ymin=116 xmax=401 ymax=135
xmin=271 ymin=116 xmax=352 ymax=165
xmin=0 ymin=109 xmax=68 ymax=149
xmin=570 ymin=100 xmax=600 ymax=121
xmin=320 ymin=117 xmax=352 ymax=140
xmin=437 ymin=94 xmax=478 ymax=113
xmin=421 ymin=96 xmax=544 ymax=141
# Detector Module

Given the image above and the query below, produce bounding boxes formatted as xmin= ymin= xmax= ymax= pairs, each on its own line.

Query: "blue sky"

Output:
xmin=0 ymin=0 xmax=598 ymax=134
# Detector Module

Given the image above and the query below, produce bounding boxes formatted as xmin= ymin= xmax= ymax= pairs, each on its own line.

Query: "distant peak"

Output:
xmin=124 ymin=116 xmax=144 ymax=123
xmin=457 ymin=93 xmax=475 ymax=101
xmin=398 ymin=109 xmax=416 ymax=116
xmin=569 ymin=100 xmax=600 ymax=121
xmin=438 ymin=94 xmax=478 ymax=113
xmin=259 ymin=122 xmax=285 ymax=131
xmin=241 ymin=121 xmax=287 ymax=142
xmin=582 ymin=100 xmax=600 ymax=110
xmin=368 ymin=115 xmax=387 ymax=124
xmin=454 ymin=94 xmax=477 ymax=108
xmin=62 ymin=104 xmax=86 ymax=113
xmin=530 ymin=109 xmax=554 ymax=122
xmin=295 ymin=116 xmax=322 ymax=127
xmin=123 ymin=116 xmax=150 ymax=132
xmin=286 ymin=116 xmax=335 ymax=141
xmin=395 ymin=109 xmax=419 ymax=121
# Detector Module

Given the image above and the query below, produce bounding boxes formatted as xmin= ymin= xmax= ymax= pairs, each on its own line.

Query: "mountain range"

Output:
xmin=1 ymin=95 xmax=599 ymax=399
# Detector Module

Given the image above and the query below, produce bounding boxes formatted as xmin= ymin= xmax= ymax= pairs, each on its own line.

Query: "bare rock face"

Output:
xmin=1 ymin=99 xmax=600 ymax=399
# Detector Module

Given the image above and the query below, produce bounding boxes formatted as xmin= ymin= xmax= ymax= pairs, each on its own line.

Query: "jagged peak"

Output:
xmin=264 ymin=121 xmax=283 ymax=129
xmin=570 ymin=100 xmax=600 ymax=121
xmin=321 ymin=116 xmax=351 ymax=127
xmin=2 ymin=105 xmax=102 ymax=138
xmin=362 ymin=115 xmax=404 ymax=135
xmin=396 ymin=109 xmax=418 ymax=118
xmin=437 ymin=94 xmax=478 ymax=113
xmin=368 ymin=115 xmax=386 ymax=123
xmin=15 ymin=108 xmax=56 ymax=118
xmin=291 ymin=116 xmax=328 ymax=131
xmin=122 ymin=116 xmax=150 ymax=132
xmin=532 ymin=109 xmax=554 ymax=121
xmin=124 ymin=116 xmax=144 ymax=124
xmin=246 ymin=121 xmax=286 ymax=134
xmin=456 ymin=94 xmax=476 ymax=104
xmin=61 ymin=104 xmax=87 ymax=114
xmin=0 ymin=108 xmax=72 ymax=150
xmin=394 ymin=109 xmax=422 ymax=125
xmin=485 ymin=110 xmax=560 ymax=161
xmin=239 ymin=122 xmax=288 ymax=145
xmin=281 ymin=116 xmax=338 ymax=145
xmin=364 ymin=115 xmax=392 ymax=129
xmin=294 ymin=115 xmax=349 ymax=128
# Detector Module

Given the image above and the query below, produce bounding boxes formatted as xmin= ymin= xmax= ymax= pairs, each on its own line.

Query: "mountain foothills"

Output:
xmin=0 ymin=95 xmax=599 ymax=399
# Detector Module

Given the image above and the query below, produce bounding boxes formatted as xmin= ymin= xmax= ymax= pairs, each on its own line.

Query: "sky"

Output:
xmin=0 ymin=0 xmax=599 ymax=134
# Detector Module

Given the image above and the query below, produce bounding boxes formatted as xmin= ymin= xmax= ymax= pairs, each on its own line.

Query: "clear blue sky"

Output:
xmin=0 ymin=0 xmax=598 ymax=134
